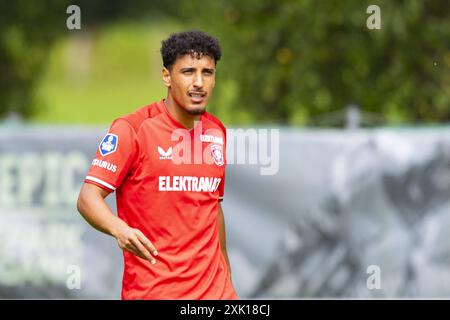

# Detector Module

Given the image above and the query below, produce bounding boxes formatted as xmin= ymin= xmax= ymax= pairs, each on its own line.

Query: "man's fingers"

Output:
xmin=124 ymin=244 xmax=146 ymax=260
xmin=135 ymin=230 xmax=158 ymax=256
xmin=130 ymin=236 xmax=156 ymax=264
xmin=124 ymin=242 xmax=155 ymax=264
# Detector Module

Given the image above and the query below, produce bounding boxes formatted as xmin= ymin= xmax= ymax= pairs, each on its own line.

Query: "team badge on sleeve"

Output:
xmin=99 ymin=133 xmax=118 ymax=156
xmin=211 ymin=144 xmax=224 ymax=166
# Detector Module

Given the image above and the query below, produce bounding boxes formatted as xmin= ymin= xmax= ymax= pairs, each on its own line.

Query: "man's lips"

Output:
xmin=188 ymin=92 xmax=206 ymax=98
xmin=188 ymin=92 xmax=207 ymax=103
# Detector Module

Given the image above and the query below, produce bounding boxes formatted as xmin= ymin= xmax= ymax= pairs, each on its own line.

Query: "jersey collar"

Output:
xmin=159 ymin=99 xmax=204 ymax=132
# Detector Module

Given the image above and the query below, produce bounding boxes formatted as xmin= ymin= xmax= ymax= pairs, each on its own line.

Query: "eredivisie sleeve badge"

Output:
xmin=99 ymin=133 xmax=118 ymax=156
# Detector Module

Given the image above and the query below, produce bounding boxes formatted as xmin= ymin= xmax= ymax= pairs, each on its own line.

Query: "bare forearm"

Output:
xmin=217 ymin=203 xmax=232 ymax=277
xmin=77 ymin=184 xmax=127 ymax=238
xmin=222 ymin=248 xmax=232 ymax=278
xmin=77 ymin=183 xmax=158 ymax=263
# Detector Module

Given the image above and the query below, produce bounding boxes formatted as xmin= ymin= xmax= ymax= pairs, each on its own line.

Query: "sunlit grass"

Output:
xmin=33 ymin=20 xmax=177 ymax=124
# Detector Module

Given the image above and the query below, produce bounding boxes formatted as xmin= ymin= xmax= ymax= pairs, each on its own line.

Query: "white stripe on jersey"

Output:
xmin=86 ymin=175 xmax=116 ymax=191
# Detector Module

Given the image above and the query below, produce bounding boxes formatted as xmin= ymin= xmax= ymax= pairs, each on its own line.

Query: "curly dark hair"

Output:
xmin=160 ymin=30 xmax=222 ymax=69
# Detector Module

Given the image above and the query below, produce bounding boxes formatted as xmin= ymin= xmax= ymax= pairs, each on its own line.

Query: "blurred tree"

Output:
xmin=0 ymin=0 xmax=175 ymax=120
xmin=178 ymin=0 xmax=450 ymax=125
xmin=2 ymin=0 xmax=449 ymax=125
xmin=0 ymin=0 xmax=71 ymax=119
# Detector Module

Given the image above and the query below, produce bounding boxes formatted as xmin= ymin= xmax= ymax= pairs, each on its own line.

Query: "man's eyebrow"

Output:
xmin=179 ymin=67 xmax=215 ymax=72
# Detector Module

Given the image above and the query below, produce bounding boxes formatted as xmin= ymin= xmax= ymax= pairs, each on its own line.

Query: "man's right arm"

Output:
xmin=77 ymin=182 xmax=158 ymax=264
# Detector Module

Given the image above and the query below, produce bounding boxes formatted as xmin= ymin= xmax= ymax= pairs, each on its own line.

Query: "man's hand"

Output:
xmin=113 ymin=224 xmax=158 ymax=264
xmin=77 ymin=182 xmax=158 ymax=264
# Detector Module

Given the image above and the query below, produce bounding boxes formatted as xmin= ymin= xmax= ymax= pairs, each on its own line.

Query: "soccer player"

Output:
xmin=77 ymin=30 xmax=238 ymax=300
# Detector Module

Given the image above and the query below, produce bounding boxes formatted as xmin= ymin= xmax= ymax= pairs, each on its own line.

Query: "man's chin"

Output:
xmin=185 ymin=105 xmax=207 ymax=116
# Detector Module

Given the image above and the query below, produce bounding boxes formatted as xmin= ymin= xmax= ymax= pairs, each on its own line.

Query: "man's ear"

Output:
xmin=162 ymin=67 xmax=171 ymax=88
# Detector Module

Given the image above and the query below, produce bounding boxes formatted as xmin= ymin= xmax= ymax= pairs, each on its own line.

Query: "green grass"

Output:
xmin=33 ymin=20 xmax=179 ymax=124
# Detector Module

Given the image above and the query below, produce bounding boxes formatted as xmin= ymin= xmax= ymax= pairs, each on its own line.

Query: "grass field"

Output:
xmin=33 ymin=21 xmax=177 ymax=124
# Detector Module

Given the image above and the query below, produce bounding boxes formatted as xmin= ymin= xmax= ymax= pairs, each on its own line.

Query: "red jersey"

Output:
xmin=84 ymin=99 xmax=237 ymax=300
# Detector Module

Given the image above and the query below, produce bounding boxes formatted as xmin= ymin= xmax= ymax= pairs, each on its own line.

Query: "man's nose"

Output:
xmin=193 ymin=73 xmax=204 ymax=88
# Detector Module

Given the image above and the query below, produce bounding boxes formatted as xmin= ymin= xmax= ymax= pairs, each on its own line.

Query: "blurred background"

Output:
xmin=1 ymin=0 xmax=450 ymax=298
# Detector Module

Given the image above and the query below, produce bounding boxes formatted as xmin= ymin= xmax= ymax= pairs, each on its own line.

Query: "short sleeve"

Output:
xmin=85 ymin=119 xmax=139 ymax=192
xmin=218 ymin=128 xmax=227 ymax=202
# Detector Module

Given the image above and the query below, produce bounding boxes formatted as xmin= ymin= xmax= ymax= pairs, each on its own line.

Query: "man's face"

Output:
xmin=163 ymin=53 xmax=216 ymax=115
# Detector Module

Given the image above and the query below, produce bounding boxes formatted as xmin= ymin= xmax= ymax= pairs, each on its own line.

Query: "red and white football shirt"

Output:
xmin=84 ymin=100 xmax=237 ymax=300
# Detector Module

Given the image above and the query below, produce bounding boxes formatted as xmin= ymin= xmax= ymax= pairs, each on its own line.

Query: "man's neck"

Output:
xmin=164 ymin=95 xmax=201 ymax=130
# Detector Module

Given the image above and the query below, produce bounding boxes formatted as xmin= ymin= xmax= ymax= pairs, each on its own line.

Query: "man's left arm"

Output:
xmin=217 ymin=203 xmax=233 ymax=280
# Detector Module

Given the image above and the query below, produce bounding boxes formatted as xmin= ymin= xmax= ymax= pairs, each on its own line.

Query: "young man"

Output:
xmin=77 ymin=31 xmax=238 ymax=300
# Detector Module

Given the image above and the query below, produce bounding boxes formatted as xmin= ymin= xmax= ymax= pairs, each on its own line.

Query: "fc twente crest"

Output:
xmin=210 ymin=144 xmax=224 ymax=166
